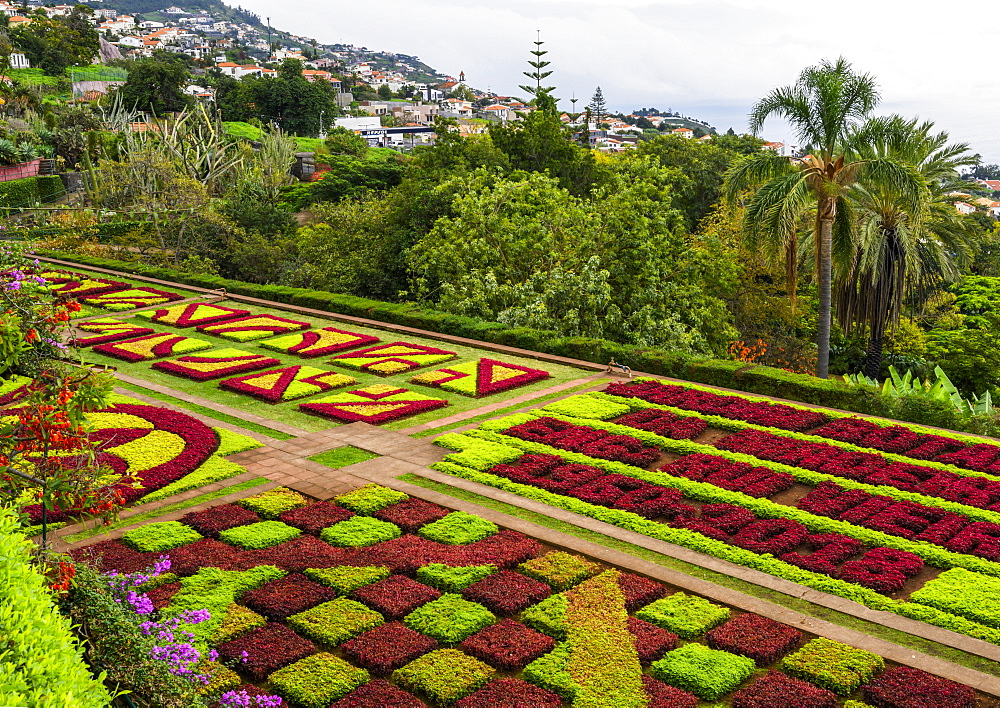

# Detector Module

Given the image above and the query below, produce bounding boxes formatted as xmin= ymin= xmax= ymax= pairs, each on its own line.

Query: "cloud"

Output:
xmin=235 ymin=0 xmax=1000 ymax=160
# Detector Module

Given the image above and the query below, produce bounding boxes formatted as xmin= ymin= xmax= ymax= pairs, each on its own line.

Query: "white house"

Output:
xmin=335 ymin=116 xmax=381 ymax=131
xmin=479 ymin=104 xmax=511 ymax=121
xmin=671 ymin=127 xmax=694 ymax=139
xmin=8 ymin=52 xmax=30 ymax=69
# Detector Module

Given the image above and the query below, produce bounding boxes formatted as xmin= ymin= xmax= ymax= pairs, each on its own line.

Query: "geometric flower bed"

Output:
xmin=219 ymin=365 xmax=356 ymax=403
xmin=410 ymin=358 xmax=551 ymax=398
xmin=260 ymin=327 xmax=381 ymax=358
xmin=329 ymin=342 xmax=457 ymax=377
xmin=196 ymin=314 xmax=312 ymax=342
xmin=135 ymin=302 xmax=252 ymax=327
xmin=91 ymin=332 xmax=214 ymax=362
xmin=74 ymin=317 xmax=155 ymax=346
xmin=430 ymin=387 xmax=1000 ymax=646
xmin=298 ymin=385 xmax=449 ymax=424
xmin=70 ymin=484 xmax=980 ymax=707
xmin=46 ymin=273 xmax=127 ymax=298
xmin=80 ymin=286 xmax=184 ymax=311
xmin=151 ymin=349 xmax=281 ymax=381
xmin=0 ymin=374 xmax=33 ymax=407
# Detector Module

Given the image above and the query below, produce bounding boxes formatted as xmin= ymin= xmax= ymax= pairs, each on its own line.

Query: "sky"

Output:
xmin=234 ymin=0 xmax=1000 ymax=163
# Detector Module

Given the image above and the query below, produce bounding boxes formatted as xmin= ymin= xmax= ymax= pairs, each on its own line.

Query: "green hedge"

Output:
xmin=33 ymin=251 xmax=899 ymax=415
xmin=0 ymin=175 xmax=64 ymax=210
xmin=0 ymin=508 xmax=114 ymax=707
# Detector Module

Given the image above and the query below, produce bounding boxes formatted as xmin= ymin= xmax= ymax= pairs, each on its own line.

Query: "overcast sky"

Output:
xmin=234 ymin=0 xmax=1000 ymax=163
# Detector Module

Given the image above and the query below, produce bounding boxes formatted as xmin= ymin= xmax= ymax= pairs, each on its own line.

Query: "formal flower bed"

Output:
xmin=260 ymin=327 xmax=381 ymax=358
xmin=81 ymin=286 xmax=184 ymax=311
xmin=74 ymin=317 xmax=155 ymax=346
xmin=151 ymin=349 xmax=282 ymax=381
xmin=410 ymin=358 xmax=551 ymax=397
xmin=329 ymin=342 xmax=457 ymax=377
xmin=0 ymin=374 xmax=33 ymax=406
xmin=197 ymin=314 xmax=312 ymax=342
xmin=48 ymin=273 xmax=128 ymax=299
xmin=70 ymin=484 xmax=978 ymax=707
xmin=220 ymin=365 xmax=356 ymax=403
xmin=136 ymin=302 xmax=252 ymax=327
xmin=298 ymin=384 xmax=448 ymax=424
xmin=92 ymin=332 xmax=213 ymax=362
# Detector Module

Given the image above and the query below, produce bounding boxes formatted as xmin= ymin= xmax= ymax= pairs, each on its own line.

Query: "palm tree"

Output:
xmin=723 ymin=57 xmax=922 ymax=378
xmin=836 ymin=116 xmax=977 ymax=378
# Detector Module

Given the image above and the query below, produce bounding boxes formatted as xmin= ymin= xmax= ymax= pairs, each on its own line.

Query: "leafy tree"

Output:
xmin=724 ymin=57 xmax=920 ymax=378
xmin=114 ymin=59 xmax=193 ymax=116
xmin=377 ymin=84 xmax=393 ymax=100
xmin=324 ymin=126 xmax=368 ymax=156
xmin=311 ymin=151 xmax=406 ymax=203
xmin=9 ymin=6 xmax=98 ymax=75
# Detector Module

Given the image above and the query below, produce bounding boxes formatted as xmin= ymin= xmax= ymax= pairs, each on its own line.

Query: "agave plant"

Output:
xmin=0 ymin=137 xmax=22 ymax=165
xmin=847 ymin=365 xmax=993 ymax=415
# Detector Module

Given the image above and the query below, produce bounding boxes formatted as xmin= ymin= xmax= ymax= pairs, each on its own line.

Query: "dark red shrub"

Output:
xmin=617 ymin=572 xmax=667 ymax=612
xmin=168 ymin=539 xmax=247 ymax=576
xmin=731 ymin=518 xmax=808 ymax=555
xmin=147 ymin=581 xmax=180 ymax=610
xmin=862 ymin=547 xmax=924 ymax=576
xmin=455 ymin=678 xmax=562 ymax=708
xmin=837 ymin=559 xmax=907 ymax=593
xmin=330 ymin=679 xmax=422 ymax=708
xmin=459 ymin=529 xmax=541 ymax=568
xmin=242 ymin=534 xmax=355 ymax=572
xmin=628 ymin=617 xmax=678 ymax=664
xmin=731 ymin=670 xmax=837 ymax=708
xmin=182 ymin=504 xmax=260 ymax=538
xmin=217 ymin=622 xmax=317 ymax=680
xmin=862 ymin=666 xmax=975 ymax=708
xmin=613 ymin=486 xmax=687 ymax=519
xmin=460 ymin=619 xmax=554 ymax=670
xmin=70 ymin=539 xmax=159 ymax=575
xmin=241 ymin=572 xmax=337 ymax=620
xmin=278 ymin=501 xmax=353 ymax=534
xmin=705 ymin=613 xmax=801 ymax=665
xmin=462 ymin=570 xmax=551 ymax=615
xmin=351 ymin=575 xmax=441 ymax=619
xmin=696 ymin=503 xmax=756 ymax=534
xmin=566 ymin=474 xmax=649 ymax=506
xmin=373 ymin=497 xmax=449 ymax=533
xmin=641 ymin=675 xmax=699 ymax=708
xmin=352 ymin=534 xmax=461 ymax=574
xmin=340 ymin=621 xmax=438 ymax=676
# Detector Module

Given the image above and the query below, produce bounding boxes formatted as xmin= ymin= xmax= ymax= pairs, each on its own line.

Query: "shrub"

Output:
xmin=641 ymin=675 xmax=699 ymax=708
xmin=182 ymin=503 xmax=260 ymax=538
xmin=403 ymin=593 xmax=496 ymax=644
xmin=340 ymin=621 xmax=438 ymax=677
xmin=218 ymin=520 xmax=302 ymax=550
xmin=349 ymin=534 xmax=460 ymax=575
xmin=627 ymin=617 xmax=678 ymax=664
xmin=393 ymin=649 xmax=495 ymax=705
xmin=334 ymin=484 xmax=409 ymax=514
xmin=70 ymin=538 xmax=160 ymax=575
xmin=217 ymin=621 xmax=317 ymax=680
xmin=373 ymin=497 xmax=450 ymax=532
xmin=649 ymin=644 xmax=755 ymax=701
xmin=635 ymin=592 xmax=730 ymax=639
xmin=781 ymin=638 xmax=884 ymax=695
xmin=731 ymin=670 xmax=837 ymax=708
xmin=418 ymin=511 xmax=499 ymax=545
xmin=417 ymin=564 xmax=497 ymax=593
xmin=279 ymin=501 xmax=354 ymax=534
xmin=459 ymin=529 xmax=541 ymax=568
xmin=454 ymin=678 xmax=562 ymax=708
xmin=199 ymin=661 xmax=241 ymax=698
xmin=122 ymin=521 xmax=203 ymax=552
xmin=321 ymin=516 xmax=402 ymax=547
xmin=329 ymin=678 xmax=422 ymax=708
xmin=304 ymin=566 xmax=391 ymax=595
xmin=461 ymin=569 xmax=551 ymax=615
xmin=909 ymin=568 xmax=1000 ymax=628
xmin=520 ymin=593 xmax=569 ymax=638
xmin=522 ymin=642 xmax=575 ymax=698
xmin=238 ymin=487 xmax=308 ymax=518
xmin=518 ymin=551 xmax=601 ymax=591
xmin=861 ymin=666 xmax=975 ymax=708
xmin=618 ymin=572 xmax=668 ymax=611
xmin=268 ymin=653 xmax=370 ymax=708
xmin=705 ymin=613 xmax=802 ymax=665
xmin=211 ymin=603 xmax=266 ymax=645
xmin=241 ymin=572 xmax=338 ymax=621
xmin=287 ymin=598 xmax=384 ymax=646
xmin=459 ymin=619 xmax=555 ymax=670
xmin=351 ymin=575 xmax=441 ymax=619
xmin=241 ymin=535 xmax=352 ymax=573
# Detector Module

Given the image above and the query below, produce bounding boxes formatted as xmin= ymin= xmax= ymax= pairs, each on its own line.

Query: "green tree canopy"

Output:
xmin=114 ymin=59 xmax=193 ymax=116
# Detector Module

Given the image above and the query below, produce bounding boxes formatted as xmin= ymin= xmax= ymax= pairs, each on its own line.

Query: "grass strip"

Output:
xmin=62 ymin=477 xmax=270 ymax=544
xmin=113 ymin=379 xmax=294 ymax=440
xmin=309 ymin=446 xmax=380 ymax=469
xmin=409 ymin=379 xmax=612 ymax=439
xmin=400 ymin=474 xmax=1000 ymax=679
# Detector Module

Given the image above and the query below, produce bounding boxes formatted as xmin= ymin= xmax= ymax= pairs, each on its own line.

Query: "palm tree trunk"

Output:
xmin=864 ymin=327 xmax=884 ymax=379
xmin=816 ymin=198 xmax=835 ymax=379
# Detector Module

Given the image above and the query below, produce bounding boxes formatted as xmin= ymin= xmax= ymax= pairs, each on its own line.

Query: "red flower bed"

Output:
xmin=461 ymin=570 xmax=552 ymax=615
xmin=196 ymin=313 xmax=311 ymax=337
xmin=658 ymin=453 xmax=794 ymax=498
xmin=241 ymin=572 xmax=338 ymax=621
xmin=731 ymin=670 xmax=837 ymax=708
xmin=628 ymin=617 xmax=678 ymax=664
xmin=459 ymin=619 xmax=554 ymax=670
xmin=564 ymin=474 xmax=649 ymax=506
xmin=152 ymin=352 xmax=282 ymax=381
xmin=781 ymin=533 xmax=863 ymax=574
xmin=92 ymin=333 xmax=202 ymax=363
xmin=862 ymin=547 xmax=924 ymax=576
xmin=605 ymin=380 xmax=828 ymax=431
xmin=168 ymin=539 xmax=246 ymax=576
xmin=614 ymin=485 xmax=690 ymax=519
xmin=456 ymin=679 xmax=562 ymax=708
xmin=351 ymin=575 xmax=441 ymax=619
xmin=69 ymin=539 xmax=159 ymax=575
xmin=455 ymin=678 xmax=562 ymax=708
xmin=641 ymin=675 xmax=699 ymax=708
xmin=182 ymin=504 xmax=260 ymax=538
xmin=705 ymin=613 xmax=802 ymax=665
xmin=330 ymin=679 xmax=423 ymax=708
xmin=352 ymin=535 xmax=461 ymax=575
xmin=218 ymin=622 xmax=317 ymax=680
xmin=837 ymin=559 xmax=908 ymax=593
xmin=458 ymin=529 xmax=540 ymax=568
xmin=279 ymin=501 xmax=354 ymax=535
xmin=147 ymin=303 xmax=251 ymax=327
xmin=277 ymin=327 xmax=381 ymax=358
xmin=243 ymin=535 xmax=356 ymax=572
xmin=616 ymin=408 xmax=708 ymax=440
xmin=861 ymin=666 xmax=975 ymax=708
xmin=340 ymin=621 xmax=438 ymax=676
xmin=490 ymin=455 xmax=605 ymax=494
xmin=505 ymin=417 xmax=662 ymax=467
xmin=687 ymin=503 xmax=755 ymax=534
xmin=148 ymin=581 xmax=180 ymax=610
xmin=75 ymin=323 xmax=155 ymax=347
xmin=730 ymin=518 xmax=808 ymax=555
xmin=299 ymin=397 xmax=448 ymax=425
xmin=373 ymin=498 xmax=450 ymax=533
xmin=0 ymin=379 xmax=32 ymax=406
xmin=617 ymin=572 xmax=667 ymax=611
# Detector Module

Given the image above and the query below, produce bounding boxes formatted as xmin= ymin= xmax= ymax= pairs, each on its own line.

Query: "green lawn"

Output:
xmin=309 ymin=446 xmax=380 ymax=468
